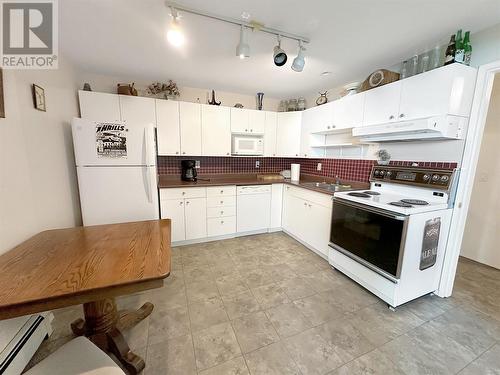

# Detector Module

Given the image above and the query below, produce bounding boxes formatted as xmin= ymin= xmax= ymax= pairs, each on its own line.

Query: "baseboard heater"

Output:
xmin=0 ymin=314 xmax=53 ymax=375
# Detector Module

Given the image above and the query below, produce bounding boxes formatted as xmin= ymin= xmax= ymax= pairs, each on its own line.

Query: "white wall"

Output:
xmin=0 ymin=59 xmax=81 ymax=255
xmin=460 ymin=74 xmax=500 ymax=269
xmin=77 ymin=72 xmax=281 ymax=111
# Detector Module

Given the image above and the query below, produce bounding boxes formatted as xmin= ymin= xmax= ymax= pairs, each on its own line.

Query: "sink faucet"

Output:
xmin=334 ymin=175 xmax=341 ymax=185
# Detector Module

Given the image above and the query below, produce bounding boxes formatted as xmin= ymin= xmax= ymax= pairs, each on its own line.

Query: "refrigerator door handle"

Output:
xmin=143 ymin=124 xmax=155 ymax=166
xmin=142 ymin=167 xmax=152 ymax=203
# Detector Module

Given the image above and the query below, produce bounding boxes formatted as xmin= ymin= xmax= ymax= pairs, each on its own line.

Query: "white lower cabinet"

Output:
xmin=207 ymin=185 xmax=236 ymax=236
xmin=160 ymin=188 xmax=207 ymax=242
xmin=161 ymin=199 xmax=186 ymax=242
xmin=184 ymin=198 xmax=207 ymax=240
xmin=207 ymin=216 xmax=237 ymax=237
xmin=283 ymin=185 xmax=332 ymax=258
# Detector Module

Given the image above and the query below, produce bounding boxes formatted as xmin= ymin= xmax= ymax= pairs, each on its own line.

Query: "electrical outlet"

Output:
xmin=255 ymin=160 xmax=260 ymax=168
xmin=317 ymin=163 xmax=322 ymax=171
xmin=195 ymin=160 xmax=200 ymax=169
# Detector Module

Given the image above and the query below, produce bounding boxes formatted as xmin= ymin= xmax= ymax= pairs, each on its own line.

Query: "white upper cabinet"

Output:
xmin=398 ymin=63 xmax=477 ymax=121
xmin=230 ymin=108 xmax=248 ymax=133
xmin=363 ymin=81 xmax=402 ymax=126
xmin=301 ymin=102 xmax=334 ymax=133
xmin=119 ymin=95 xmax=156 ymax=125
xmin=156 ymin=100 xmax=180 ymax=156
xmin=276 ymin=112 xmax=302 ymax=157
xmin=201 ymin=105 xmax=231 ymax=156
xmin=362 ymin=64 xmax=477 ymax=127
xmin=264 ymin=111 xmax=277 ymax=157
xmin=79 ymin=91 xmax=121 ymax=121
xmin=248 ymin=110 xmax=266 ymax=134
xmin=179 ymin=102 xmax=202 ymax=156
xmin=332 ymin=93 xmax=365 ymax=129
xmin=230 ymin=108 xmax=265 ymax=134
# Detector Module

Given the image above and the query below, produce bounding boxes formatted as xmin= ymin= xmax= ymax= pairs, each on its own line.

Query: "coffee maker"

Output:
xmin=181 ymin=160 xmax=197 ymax=182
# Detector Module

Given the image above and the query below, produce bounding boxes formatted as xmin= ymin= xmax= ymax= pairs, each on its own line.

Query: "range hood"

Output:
xmin=352 ymin=115 xmax=467 ymax=142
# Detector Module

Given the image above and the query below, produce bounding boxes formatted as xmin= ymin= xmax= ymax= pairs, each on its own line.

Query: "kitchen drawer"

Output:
xmin=284 ymin=185 xmax=332 ymax=208
xmin=160 ymin=187 xmax=206 ymax=200
xmin=207 ymin=206 xmax=236 ymax=218
xmin=206 ymin=185 xmax=236 ymax=197
xmin=207 ymin=216 xmax=236 ymax=237
xmin=207 ymin=195 xmax=236 ymax=207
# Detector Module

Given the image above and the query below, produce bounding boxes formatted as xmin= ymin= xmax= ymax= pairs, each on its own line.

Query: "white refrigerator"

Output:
xmin=71 ymin=118 xmax=159 ymax=226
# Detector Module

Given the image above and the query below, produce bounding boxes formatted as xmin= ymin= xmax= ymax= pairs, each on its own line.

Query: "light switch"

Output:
xmin=255 ymin=160 xmax=260 ymax=168
xmin=317 ymin=163 xmax=322 ymax=171
xmin=195 ymin=160 xmax=200 ymax=169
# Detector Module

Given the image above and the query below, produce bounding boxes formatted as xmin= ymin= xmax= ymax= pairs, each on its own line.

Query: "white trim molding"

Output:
xmin=438 ymin=60 xmax=500 ymax=297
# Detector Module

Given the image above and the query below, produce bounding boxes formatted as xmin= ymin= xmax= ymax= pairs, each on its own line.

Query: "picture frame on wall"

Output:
xmin=32 ymin=84 xmax=46 ymax=112
xmin=0 ymin=68 xmax=5 ymax=118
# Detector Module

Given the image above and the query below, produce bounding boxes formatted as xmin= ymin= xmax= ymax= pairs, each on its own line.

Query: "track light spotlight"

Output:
xmin=236 ymin=25 xmax=250 ymax=59
xmin=291 ymin=41 xmax=306 ymax=72
xmin=167 ymin=7 xmax=185 ymax=47
xmin=273 ymin=36 xmax=287 ymax=66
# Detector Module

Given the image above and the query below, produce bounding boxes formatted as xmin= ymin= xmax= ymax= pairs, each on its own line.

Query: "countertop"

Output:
xmin=158 ymin=174 xmax=369 ymax=196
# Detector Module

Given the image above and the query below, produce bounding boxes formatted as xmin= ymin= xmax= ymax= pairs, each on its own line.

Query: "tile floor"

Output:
xmin=26 ymin=232 xmax=500 ymax=374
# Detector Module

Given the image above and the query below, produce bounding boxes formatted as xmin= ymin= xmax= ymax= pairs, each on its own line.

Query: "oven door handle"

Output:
xmin=333 ymin=197 xmax=409 ymax=221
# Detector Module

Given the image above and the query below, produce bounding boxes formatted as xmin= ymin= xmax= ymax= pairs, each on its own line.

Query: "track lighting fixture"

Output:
xmin=236 ymin=25 xmax=250 ymax=59
xmin=291 ymin=40 xmax=306 ymax=72
xmin=167 ymin=7 xmax=185 ymax=47
xmin=273 ymin=36 xmax=287 ymax=67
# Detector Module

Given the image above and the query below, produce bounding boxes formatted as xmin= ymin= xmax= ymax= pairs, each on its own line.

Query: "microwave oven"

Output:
xmin=232 ymin=135 xmax=264 ymax=155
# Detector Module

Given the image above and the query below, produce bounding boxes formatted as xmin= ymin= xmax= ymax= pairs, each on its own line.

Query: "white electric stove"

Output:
xmin=329 ymin=166 xmax=457 ymax=308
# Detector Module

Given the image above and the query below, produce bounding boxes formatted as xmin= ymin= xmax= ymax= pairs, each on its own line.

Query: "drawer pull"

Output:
xmin=186 ymin=201 xmax=190 ymax=205
xmin=220 ymin=190 xmax=224 ymax=193
xmin=182 ymin=192 xmax=186 ymax=195
xmin=179 ymin=201 xmax=183 ymax=205
xmin=221 ymin=211 xmax=224 ymax=214
xmin=220 ymin=200 xmax=223 ymax=204
xmin=221 ymin=220 xmax=224 ymax=224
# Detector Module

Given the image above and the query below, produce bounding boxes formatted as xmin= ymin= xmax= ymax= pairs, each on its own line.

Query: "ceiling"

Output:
xmin=60 ymin=0 xmax=500 ymax=98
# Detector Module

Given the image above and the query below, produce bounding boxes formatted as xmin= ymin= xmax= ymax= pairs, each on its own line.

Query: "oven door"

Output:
xmin=329 ymin=198 xmax=409 ymax=282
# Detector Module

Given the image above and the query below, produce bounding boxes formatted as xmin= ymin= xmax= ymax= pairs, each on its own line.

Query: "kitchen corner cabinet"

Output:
xmin=119 ymin=95 xmax=156 ymax=125
xmin=156 ymin=100 xmax=180 ymax=156
xmin=230 ymin=108 xmax=266 ymax=134
xmin=202 ymin=105 xmax=231 ymax=156
xmin=283 ymin=185 xmax=332 ymax=258
xmin=78 ymin=90 xmax=121 ymax=121
xmin=276 ymin=112 xmax=302 ymax=157
xmin=264 ymin=111 xmax=277 ymax=157
xmin=332 ymin=92 xmax=365 ymax=128
xmin=179 ymin=102 xmax=202 ymax=155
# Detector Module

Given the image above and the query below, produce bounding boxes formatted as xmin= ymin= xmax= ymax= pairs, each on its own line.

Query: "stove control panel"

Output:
xmin=371 ymin=166 xmax=454 ymax=190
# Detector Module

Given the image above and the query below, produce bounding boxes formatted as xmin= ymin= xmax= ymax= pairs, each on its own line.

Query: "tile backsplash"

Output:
xmin=157 ymin=156 xmax=458 ymax=183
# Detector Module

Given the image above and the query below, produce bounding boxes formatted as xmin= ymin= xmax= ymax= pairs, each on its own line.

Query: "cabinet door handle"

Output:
xmin=327 ymin=126 xmax=331 ymax=129
xmin=389 ymin=115 xmax=394 ymax=120
xmin=250 ymin=129 xmax=253 ymax=132
xmin=182 ymin=151 xmax=186 ymax=154
xmin=226 ymin=152 xmax=230 ymax=155
xmin=220 ymin=190 xmax=224 ymax=193
xmin=220 ymin=211 xmax=224 ymax=214
xmin=182 ymin=192 xmax=186 ymax=195
xmin=186 ymin=201 xmax=190 ymax=205
xmin=179 ymin=201 xmax=183 ymax=205
xmin=308 ymin=204 xmax=312 ymax=208
xmin=220 ymin=200 xmax=223 ymax=204
xmin=245 ymin=129 xmax=248 ymax=132
xmin=399 ymin=113 xmax=405 ymax=118
xmin=304 ymin=202 xmax=307 ymax=206
xmin=175 ymin=151 xmax=179 ymax=154
xmin=221 ymin=220 xmax=224 ymax=224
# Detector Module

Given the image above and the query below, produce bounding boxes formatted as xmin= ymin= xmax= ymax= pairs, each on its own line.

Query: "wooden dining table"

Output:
xmin=0 ymin=219 xmax=171 ymax=374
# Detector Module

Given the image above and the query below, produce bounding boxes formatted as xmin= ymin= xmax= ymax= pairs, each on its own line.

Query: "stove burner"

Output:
xmin=348 ymin=192 xmax=371 ymax=198
xmin=389 ymin=201 xmax=413 ymax=208
xmin=363 ymin=191 xmax=381 ymax=195
xmin=401 ymin=199 xmax=429 ymax=205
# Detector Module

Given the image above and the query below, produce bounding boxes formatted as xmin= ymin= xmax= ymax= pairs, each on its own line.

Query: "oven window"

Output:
xmin=330 ymin=200 xmax=406 ymax=278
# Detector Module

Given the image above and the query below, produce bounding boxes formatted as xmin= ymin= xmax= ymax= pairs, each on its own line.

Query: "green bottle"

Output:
xmin=455 ymin=29 xmax=464 ymax=63
xmin=463 ymin=31 xmax=472 ymax=66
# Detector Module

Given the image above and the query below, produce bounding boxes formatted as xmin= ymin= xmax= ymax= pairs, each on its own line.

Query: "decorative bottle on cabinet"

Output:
xmin=444 ymin=35 xmax=456 ymax=65
xmin=454 ymin=29 xmax=464 ymax=64
xmin=463 ymin=31 xmax=472 ymax=66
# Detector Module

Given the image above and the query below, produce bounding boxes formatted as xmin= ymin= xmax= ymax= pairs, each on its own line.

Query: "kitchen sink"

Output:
xmin=300 ymin=181 xmax=352 ymax=193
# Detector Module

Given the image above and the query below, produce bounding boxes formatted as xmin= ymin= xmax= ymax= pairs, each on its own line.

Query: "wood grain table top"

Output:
xmin=0 ymin=220 xmax=171 ymax=320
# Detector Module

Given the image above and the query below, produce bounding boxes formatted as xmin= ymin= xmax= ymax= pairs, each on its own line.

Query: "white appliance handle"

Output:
xmin=144 ymin=125 xmax=151 ymax=166
xmin=142 ymin=167 xmax=152 ymax=203
xmin=148 ymin=168 xmax=156 ymax=204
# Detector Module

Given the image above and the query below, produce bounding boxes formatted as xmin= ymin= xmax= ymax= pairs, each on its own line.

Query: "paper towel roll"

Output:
xmin=291 ymin=163 xmax=300 ymax=181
